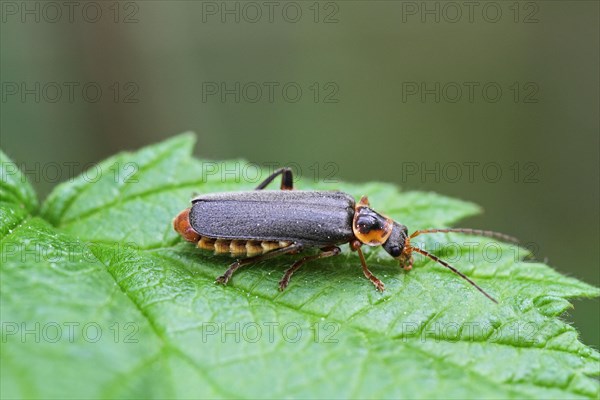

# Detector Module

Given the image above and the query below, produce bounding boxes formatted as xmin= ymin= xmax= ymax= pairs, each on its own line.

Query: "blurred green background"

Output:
xmin=1 ymin=1 xmax=598 ymax=347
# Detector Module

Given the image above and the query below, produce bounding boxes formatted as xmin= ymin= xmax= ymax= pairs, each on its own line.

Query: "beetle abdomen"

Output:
xmin=197 ymin=236 xmax=293 ymax=257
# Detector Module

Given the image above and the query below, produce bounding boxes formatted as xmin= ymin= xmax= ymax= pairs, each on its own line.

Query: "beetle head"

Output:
xmin=352 ymin=197 xmax=509 ymax=303
xmin=352 ymin=196 xmax=408 ymax=258
xmin=381 ymin=221 xmax=409 ymax=258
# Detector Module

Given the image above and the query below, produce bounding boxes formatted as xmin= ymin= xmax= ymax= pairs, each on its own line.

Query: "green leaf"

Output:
xmin=1 ymin=218 xmax=165 ymax=398
xmin=2 ymin=134 xmax=599 ymax=399
xmin=0 ymin=150 xmax=38 ymax=237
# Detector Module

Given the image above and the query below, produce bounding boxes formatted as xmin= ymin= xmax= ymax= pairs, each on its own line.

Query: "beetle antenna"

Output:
xmin=410 ymin=228 xmax=518 ymax=244
xmin=409 ymin=246 xmax=498 ymax=303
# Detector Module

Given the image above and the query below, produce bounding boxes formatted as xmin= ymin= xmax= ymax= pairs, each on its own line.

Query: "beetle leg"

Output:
xmin=398 ymin=251 xmax=414 ymax=271
xmin=278 ymin=246 xmax=341 ymax=291
xmin=255 ymin=167 xmax=293 ymax=190
xmin=215 ymin=243 xmax=303 ymax=285
xmin=356 ymin=247 xmax=385 ymax=292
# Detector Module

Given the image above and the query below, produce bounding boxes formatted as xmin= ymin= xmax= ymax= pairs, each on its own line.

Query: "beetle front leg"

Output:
xmin=278 ymin=246 xmax=341 ymax=291
xmin=215 ymin=243 xmax=303 ymax=285
xmin=255 ymin=167 xmax=293 ymax=190
xmin=350 ymin=240 xmax=385 ymax=292
xmin=356 ymin=247 xmax=385 ymax=292
xmin=398 ymin=251 xmax=413 ymax=271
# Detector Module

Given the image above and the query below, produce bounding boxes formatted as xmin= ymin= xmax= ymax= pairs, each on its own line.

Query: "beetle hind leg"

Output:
xmin=278 ymin=246 xmax=341 ymax=291
xmin=215 ymin=243 xmax=303 ymax=286
xmin=255 ymin=167 xmax=294 ymax=190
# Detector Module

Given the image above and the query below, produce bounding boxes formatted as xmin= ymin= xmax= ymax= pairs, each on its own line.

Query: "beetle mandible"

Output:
xmin=173 ymin=168 xmax=517 ymax=302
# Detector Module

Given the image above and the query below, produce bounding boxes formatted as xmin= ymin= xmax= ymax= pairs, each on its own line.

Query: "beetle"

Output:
xmin=173 ymin=168 xmax=517 ymax=302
